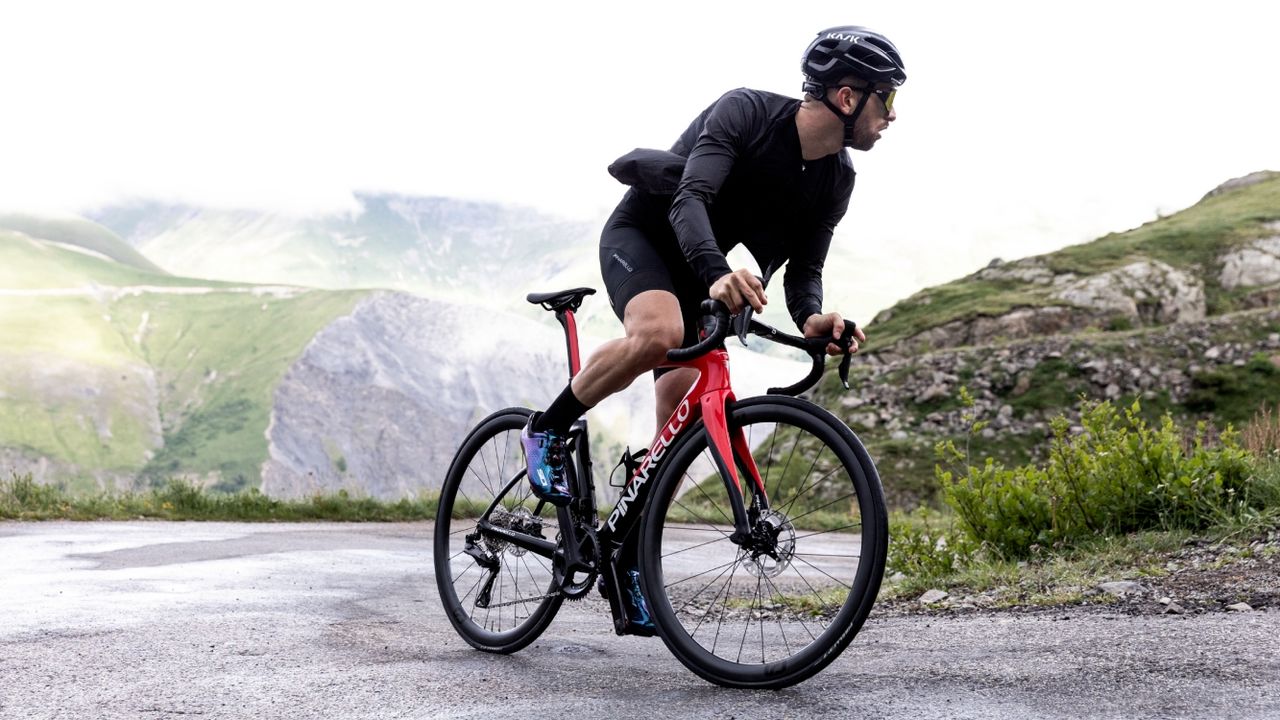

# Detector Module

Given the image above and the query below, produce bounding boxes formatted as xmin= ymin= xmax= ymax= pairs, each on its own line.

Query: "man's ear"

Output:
xmin=836 ymin=85 xmax=857 ymax=114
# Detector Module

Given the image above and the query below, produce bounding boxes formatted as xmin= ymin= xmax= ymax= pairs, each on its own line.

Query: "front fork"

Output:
xmin=701 ymin=393 xmax=769 ymax=543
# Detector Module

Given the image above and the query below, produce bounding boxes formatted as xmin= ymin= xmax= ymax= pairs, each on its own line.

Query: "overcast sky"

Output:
xmin=3 ymin=0 xmax=1278 ymax=314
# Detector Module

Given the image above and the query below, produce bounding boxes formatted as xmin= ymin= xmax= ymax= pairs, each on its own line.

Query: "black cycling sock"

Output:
xmin=534 ymin=385 xmax=591 ymax=434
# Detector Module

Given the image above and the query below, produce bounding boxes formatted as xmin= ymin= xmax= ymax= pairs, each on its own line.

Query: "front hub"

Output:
xmin=741 ymin=510 xmax=796 ymax=579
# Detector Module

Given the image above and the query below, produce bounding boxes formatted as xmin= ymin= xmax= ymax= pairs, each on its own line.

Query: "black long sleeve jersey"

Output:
xmin=630 ymin=87 xmax=856 ymax=330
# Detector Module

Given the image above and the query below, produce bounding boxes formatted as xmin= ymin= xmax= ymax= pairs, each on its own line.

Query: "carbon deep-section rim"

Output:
xmin=434 ymin=407 xmax=564 ymax=653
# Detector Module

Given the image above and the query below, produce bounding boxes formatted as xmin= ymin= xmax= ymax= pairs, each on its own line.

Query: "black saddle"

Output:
xmin=526 ymin=287 xmax=596 ymax=313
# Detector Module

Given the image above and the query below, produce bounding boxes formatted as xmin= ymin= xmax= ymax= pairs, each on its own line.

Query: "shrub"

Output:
xmin=887 ymin=507 xmax=979 ymax=579
xmin=1243 ymin=402 xmax=1280 ymax=458
xmin=937 ymin=396 xmax=1261 ymax=558
xmin=0 ymin=473 xmax=64 ymax=516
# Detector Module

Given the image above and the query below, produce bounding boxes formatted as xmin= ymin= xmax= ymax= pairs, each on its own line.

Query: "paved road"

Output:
xmin=1 ymin=522 xmax=1278 ymax=720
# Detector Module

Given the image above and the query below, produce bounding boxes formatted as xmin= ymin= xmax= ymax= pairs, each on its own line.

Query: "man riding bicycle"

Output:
xmin=521 ymin=25 xmax=907 ymax=634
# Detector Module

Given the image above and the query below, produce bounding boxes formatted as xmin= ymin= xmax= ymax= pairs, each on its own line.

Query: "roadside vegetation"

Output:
xmin=881 ymin=394 xmax=1280 ymax=608
xmin=0 ymin=475 xmax=441 ymax=522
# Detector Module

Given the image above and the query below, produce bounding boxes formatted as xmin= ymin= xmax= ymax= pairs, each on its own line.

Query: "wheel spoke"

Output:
xmin=792 ymin=522 xmax=863 ymax=541
xmin=664 ymin=556 xmax=743 ymax=590
xmin=761 ymin=571 xmax=817 ymax=644
xmin=646 ymin=403 xmax=885 ymax=685
xmin=779 ymin=445 xmax=826 ymax=518
xmin=786 ymin=491 xmax=858 ymax=525
xmin=660 ymin=533 xmax=736 ymax=559
xmin=791 ymin=554 xmax=854 ymax=591
xmin=434 ymin=412 xmax=562 ymax=651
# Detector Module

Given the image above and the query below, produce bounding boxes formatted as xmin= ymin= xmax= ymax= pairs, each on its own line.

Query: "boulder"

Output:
xmin=975 ymin=258 xmax=1056 ymax=285
xmin=1219 ymin=226 xmax=1280 ymax=289
xmin=1053 ymin=259 xmax=1205 ymax=325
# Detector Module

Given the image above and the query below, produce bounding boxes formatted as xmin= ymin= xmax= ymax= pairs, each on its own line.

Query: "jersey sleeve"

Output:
xmin=667 ymin=90 xmax=761 ymax=288
xmin=783 ymin=172 xmax=853 ymax=330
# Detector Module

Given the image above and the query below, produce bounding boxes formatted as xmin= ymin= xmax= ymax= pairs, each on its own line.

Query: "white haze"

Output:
xmin=2 ymin=0 xmax=1278 ymax=318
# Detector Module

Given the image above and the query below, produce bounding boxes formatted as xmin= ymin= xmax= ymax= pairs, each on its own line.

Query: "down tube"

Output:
xmin=603 ymin=395 xmax=703 ymax=537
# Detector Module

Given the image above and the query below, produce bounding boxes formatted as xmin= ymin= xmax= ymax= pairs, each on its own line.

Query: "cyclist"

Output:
xmin=521 ymin=26 xmax=906 ymax=634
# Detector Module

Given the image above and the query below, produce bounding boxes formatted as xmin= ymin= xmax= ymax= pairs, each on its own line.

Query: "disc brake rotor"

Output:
xmin=742 ymin=510 xmax=796 ymax=579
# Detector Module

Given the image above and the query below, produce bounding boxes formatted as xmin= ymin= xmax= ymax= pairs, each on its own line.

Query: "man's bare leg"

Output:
xmin=653 ymin=368 xmax=699 ymax=436
xmin=568 ymin=290 xmax=685 ymax=407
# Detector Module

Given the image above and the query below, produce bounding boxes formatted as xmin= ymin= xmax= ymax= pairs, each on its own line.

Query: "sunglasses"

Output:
xmin=841 ymin=84 xmax=896 ymax=112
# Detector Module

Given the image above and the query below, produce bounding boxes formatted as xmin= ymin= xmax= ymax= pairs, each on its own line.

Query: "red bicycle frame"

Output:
xmin=556 ymin=306 xmax=765 ymax=542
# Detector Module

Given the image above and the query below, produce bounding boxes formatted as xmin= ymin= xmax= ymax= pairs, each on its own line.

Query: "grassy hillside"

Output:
xmin=809 ymin=172 xmax=1280 ymax=508
xmin=0 ymin=214 xmax=166 ymax=273
xmin=0 ymin=230 xmax=366 ymax=492
xmin=862 ymin=172 xmax=1280 ymax=350
xmin=116 ymin=289 xmax=366 ymax=490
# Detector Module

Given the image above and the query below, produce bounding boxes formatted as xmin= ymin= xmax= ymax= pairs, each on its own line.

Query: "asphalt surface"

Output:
xmin=2 ymin=521 xmax=1278 ymax=720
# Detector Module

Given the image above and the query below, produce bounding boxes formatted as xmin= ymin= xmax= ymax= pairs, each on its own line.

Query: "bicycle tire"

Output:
xmin=639 ymin=396 xmax=887 ymax=689
xmin=434 ymin=407 xmax=564 ymax=653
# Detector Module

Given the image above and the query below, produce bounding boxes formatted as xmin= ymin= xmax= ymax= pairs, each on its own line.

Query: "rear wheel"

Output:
xmin=639 ymin=397 xmax=887 ymax=688
xmin=434 ymin=408 xmax=563 ymax=653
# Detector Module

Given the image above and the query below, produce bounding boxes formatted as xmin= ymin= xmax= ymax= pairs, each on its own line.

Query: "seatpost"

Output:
xmin=554 ymin=309 xmax=583 ymax=382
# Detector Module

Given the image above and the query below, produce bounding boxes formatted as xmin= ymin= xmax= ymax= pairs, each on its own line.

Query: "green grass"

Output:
xmin=882 ymin=507 xmax=1244 ymax=608
xmin=1185 ymin=354 xmax=1280 ymax=425
xmin=1048 ymin=173 xmax=1280 ymax=278
xmin=0 ymin=214 xmax=165 ymax=273
xmin=0 ymin=255 xmax=367 ymax=490
xmin=0 ymin=474 xmax=443 ymax=521
xmin=843 ymin=172 xmax=1280 ymax=358
xmin=120 ymin=288 xmax=367 ymax=490
xmin=0 ymin=231 xmax=197 ymax=289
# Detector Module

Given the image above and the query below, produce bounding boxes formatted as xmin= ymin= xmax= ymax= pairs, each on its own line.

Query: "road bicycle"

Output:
xmin=433 ymin=287 xmax=886 ymax=689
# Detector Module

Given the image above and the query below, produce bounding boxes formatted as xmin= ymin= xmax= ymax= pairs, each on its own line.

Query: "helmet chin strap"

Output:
xmin=820 ymin=91 xmax=871 ymax=148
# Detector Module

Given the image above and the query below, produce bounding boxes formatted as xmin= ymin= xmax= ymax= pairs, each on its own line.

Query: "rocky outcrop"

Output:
xmin=842 ymin=308 xmax=1280 ymax=444
xmin=974 ymin=258 xmax=1057 ymax=285
xmin=1052 ymin=259 xmax=1205 ymax=325
xmin=904 ymin=306 xmax=1083 ymax=351
xmin=259 ymin=292 xmax=571 ymax=499
xmin=898 ymin=259 xmax=1208 ymax=354
xmin=259 ymin=291 xmax=814 ymax=500
xmin=1219 ymin=224 xmax=1280 ymax=290
xmin=1202 ymin=171 xmax=1278 ymax=200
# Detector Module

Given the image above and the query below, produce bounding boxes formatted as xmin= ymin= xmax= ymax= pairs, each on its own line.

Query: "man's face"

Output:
xmin=836 ymin=83 xmax=897 ymax=151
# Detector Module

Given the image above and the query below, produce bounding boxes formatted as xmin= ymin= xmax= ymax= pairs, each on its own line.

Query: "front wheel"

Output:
xmin=434 ymin=407 xmax=564 ymax=653
xmin=639 ymin=397 xmax=887 ymax=689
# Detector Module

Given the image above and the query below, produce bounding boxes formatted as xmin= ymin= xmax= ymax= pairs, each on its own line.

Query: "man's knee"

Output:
xmin=622 ymin=292 xmax=686 ymax=368
xmin=628 ymin=320 xmax=685 ymax=367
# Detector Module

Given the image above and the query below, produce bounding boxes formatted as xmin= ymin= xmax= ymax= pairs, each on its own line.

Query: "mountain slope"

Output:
xmin=862 ymin=171 xmax=1280 ymax=354
xmin=0 ymin=214 xmax=166 ymax=274
xmin=811 ymin=171 xmax=1280 ymax=507
xmin=0 ymin=228 xmax=367 ymax=491
xmin=88 ymin=194 xmax=599 ymax=308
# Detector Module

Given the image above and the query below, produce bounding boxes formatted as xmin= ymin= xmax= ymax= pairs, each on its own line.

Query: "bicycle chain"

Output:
xmin=479 ymin=590 xmax=568 ymax=609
